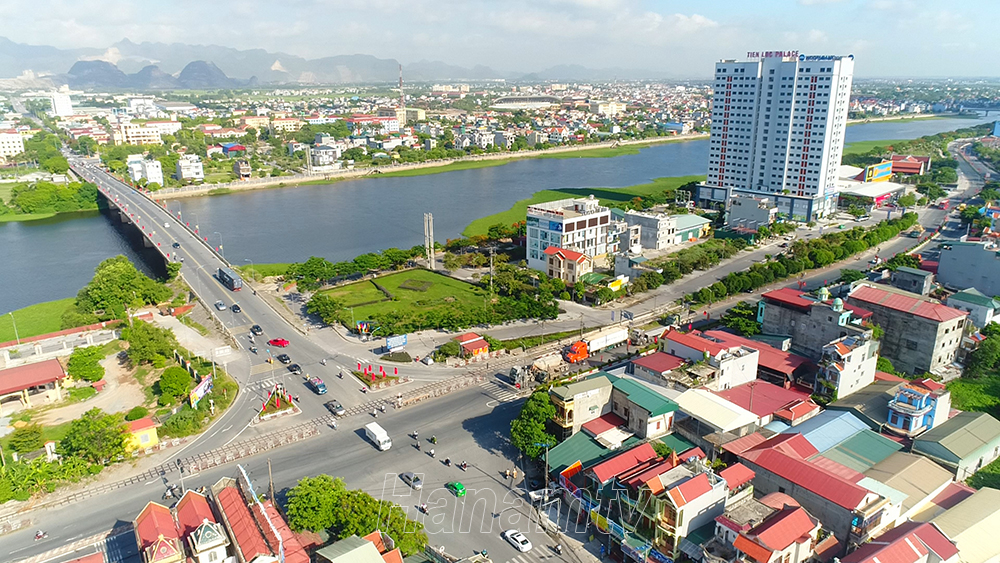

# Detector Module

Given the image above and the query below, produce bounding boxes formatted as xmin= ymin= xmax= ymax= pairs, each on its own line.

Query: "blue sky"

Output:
xmin=1 ymin=0 xmax=994 ymax=77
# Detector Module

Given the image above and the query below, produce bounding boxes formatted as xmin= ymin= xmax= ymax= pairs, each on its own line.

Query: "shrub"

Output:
xmin=67 ymin=346 xmax=106 ymax=382
xmin=9 ymin=424 xmax=44 ymax=453
xmin=159 ymin=366 xmax=193 ymax=401
xmin=125 ymin=406 xmax=149 ymax=421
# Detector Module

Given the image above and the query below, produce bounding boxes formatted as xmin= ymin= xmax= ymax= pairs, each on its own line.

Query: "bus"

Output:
xmin=217 ymin=267 xmax=243 ymax=291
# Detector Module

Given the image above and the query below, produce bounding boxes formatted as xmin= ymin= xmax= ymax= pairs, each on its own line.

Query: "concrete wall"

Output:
xmin=938 ymin=243 xmax=1000 ymax=295
xmin=854 ymin=302 xmax=964 ymax=375
xmin=761 ymin=303 xmax=859 ymax=359
xmin=891 ymin=270 xmax=933 ymax=296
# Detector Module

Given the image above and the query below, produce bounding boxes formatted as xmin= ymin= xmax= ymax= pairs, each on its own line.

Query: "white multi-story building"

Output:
xmin=697 ymin=52 xmax=855 ymax=221
xmin=0 ymin=130 xmax=25 ymax=162
xmin=111 ymin=120 xmax=164 ymax=146
xmin=815 ymin=333 xmax=877 ymax=399
xmin=49 ymin=92 xmax=73 ymax=117
xmin=590 ymin=101 xmax=627 ymax=117
xmin=175 ymin=154 xmax=204 ymax=182
xmin=623 ymin=210 xmax=677 ymax=251
xmin=142 ymin=121 xmax=182 ymax=136
xmin=526 ymin=195 xmax=613 ymax=272
xmin=140 ymin=160 xmax=163 ymax=186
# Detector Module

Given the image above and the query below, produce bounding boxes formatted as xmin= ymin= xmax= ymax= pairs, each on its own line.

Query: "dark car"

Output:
xmin=276 ymin=354 xmax=291 ymax=364
xmin=231 ymin=304 xmax=242 ymax=313
xmin=325 ymin=400 xmax=345 ymax=416
xmin=172 ymin=242 xmax=180 ymax=248
xmin=250 ymin=325 xmax=264 ymax=336
xmin=287 ymin=363 xmax=302 ymax=375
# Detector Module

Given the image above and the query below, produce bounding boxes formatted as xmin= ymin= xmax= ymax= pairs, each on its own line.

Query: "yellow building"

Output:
xmin=127 ymin=417 xmax=160 ymax=452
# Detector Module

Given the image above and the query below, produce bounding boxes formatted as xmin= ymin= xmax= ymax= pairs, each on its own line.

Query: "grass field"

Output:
xmin=842 ymin=139 xmax=909 ymax=155
xmin=948 ymin=375 xmax=1000 ymax=420
xmin=968 ymin=457 xmax=1000 ymax=489
xmin=0 ymin=297 xmax=77 ymax=343
xmin=377 ymin=159 xmax=517 ymax=178
xmin=0 ymin=183 xmax=14 ymax=202
xmin=319 ymin=269 xmax=487 ymax=325
xmin=463 ymin=175 xmax=704 ymax=236
xmin=239 ymin=263 xmax=292 ymax=279
xmin=0 ymin=212 xmax=59 ymax=223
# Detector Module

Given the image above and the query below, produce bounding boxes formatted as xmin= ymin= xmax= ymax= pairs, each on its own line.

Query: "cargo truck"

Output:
xmin=365 ymin=422 xmax=391 ymax=451
xmin=563 ymin=327 xmax=629 ymax=363
xmin=217 ymin=267 xmax=243 ymax=291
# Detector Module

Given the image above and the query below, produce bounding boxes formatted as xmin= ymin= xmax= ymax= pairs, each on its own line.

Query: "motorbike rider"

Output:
xmin=445 ymin=458 xmax=451 ymax=466
xmin=430 ymin=448 xmax=435 ymax=458
xmin=35 ymin=530 xmax=46 ymax=540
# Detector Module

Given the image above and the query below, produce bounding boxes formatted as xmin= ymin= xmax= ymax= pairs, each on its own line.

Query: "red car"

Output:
xmin=267 ymin=338 xmax=290 ymax=347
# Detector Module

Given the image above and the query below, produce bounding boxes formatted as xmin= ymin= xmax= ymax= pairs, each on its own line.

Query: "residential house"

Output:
xmin=609 ymin=375 xmax=679 ymax=439
xmin=758 ymin=287 xmax=873 ymax=359
xmin=891 ymin=266 xmax=935 ymax=296
xmin=311 ymin=145 xmax=341 ymax=167
xmin=549 ymin=374 xmax=678 ymax=440
xmin=931 ymin=488 xmax=1000 ymax=563
xmin=674 ymin=388 xmax=759 ymax=454
xmin=701 ymin=492 xmax=826 ymax=563
xmin=946 ymin=288 xmax=1000 ymax=328
xmin=493 ymin=130 xmax=516 ymax=149
xmin=315 ymin=530 xmax=403 ymax=563
xmin=623 ymin=210 xmax=677 ymax=251
xmin=840 ymin=521 xmax=958 ymax=563
xmin=814 ymin=334 xmax=878 ymax=400
xmin=526 ymin=130 xmax=549 ymax=146
xmin=726 ymin=195 xmax=778 ymax=232
xmin=732 ymin=506 xmax=821 ymax=563
xmin=175 ymin=490 xmax=230 ymax=563
xmin=912 ymin=411 xmax=1000 ymax=480
xmin=526 ymin=195 xmax=612 ymax=271
xmin=210 ymin=477 xmax=309 ymax=563
xmin=861 ymin=452 xmax=955 ymax=525
xmin=662 ymin=330 xmax=759 ymax=391
xmin=909 ymin=481 xmax=977 ymax=522
xmin=779 ymin=411 xmax=904 ymax=472
xmin=0 ymin=130 xmax=25 ymax=162
xmin=126 ymin=417 xmax=160 ymax=452
xmin=714 ymin=380 xmax=819 ymax=427
xmin=133 ymin=502 xmax=183 ymax=563
xmin=233 ymin=160 xmax=251 ymax=180
xmin=239 ymin=115 xmax=270 ymax=130
xmin=543 ymin=246 xmax=593 ymax=284
xmin=826 ymin=378 xmax=952 ymax=438
xmin=453 ymin=333 xmax=489 ymax=359
xmin=550 ymin=375 xmax=615 ymax=438
xmin=268 ymin=118 xmax=304 ymax=134
xmin=847 ymin=283 xmax=967 ymax=375
xmin=702 ymin=330 xmax=816 ymax=388
xmin=629 ymin=351 xmax=687 ymax=383
xmin=175 ymin=155 xmax=204 ymax=182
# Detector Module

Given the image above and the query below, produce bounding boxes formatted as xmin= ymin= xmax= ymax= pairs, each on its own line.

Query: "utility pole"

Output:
xmin=424 ymin=213 xmax=436 ymax=270
xmin=268 ymin=458 xmax=275 ymax=502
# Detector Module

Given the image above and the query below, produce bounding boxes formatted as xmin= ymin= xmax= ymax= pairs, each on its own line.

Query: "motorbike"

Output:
xmin=34 ymin=531 xmax=48 ymax=541
xmin=461 ymin=461 xmax=468 ymax=471
xmin=430 ymin=436 xmax=437 ymax=444
xmin=556 ymin=545 xmax=563 ymax=555
xmin=445 ymin=458 xmax=452 ymax=467
xmin=360 ymin=387 xmax=368 ymax=393
xmin=429 ymin=449 xmax=436 ymax=458
xmin=321 ymin=358 xmax=327 ymax=365
xmin=338 ymin=371 xmax=343 ymax=379
xmin=249 ymin=346 xmax=258 ymax=354
xmin=420 ymin=504 xmax=428 ymax=514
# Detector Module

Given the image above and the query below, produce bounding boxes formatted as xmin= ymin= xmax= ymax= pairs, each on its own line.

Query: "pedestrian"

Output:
xmin=513 ymin=469 xmax=518 ymax=480
xmin=505 ymin=469 xmax=510 ymax=479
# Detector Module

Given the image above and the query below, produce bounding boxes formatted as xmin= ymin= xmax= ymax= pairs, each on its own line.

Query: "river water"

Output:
xmin=1 ymin=115 xmax=991 ymax=314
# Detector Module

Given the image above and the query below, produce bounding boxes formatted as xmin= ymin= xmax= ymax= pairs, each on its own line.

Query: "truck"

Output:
xmin=365 ymin=422 xmax=391 ymax=451
xmin=562 ymin=327 xmax=629 ymax=363
xmin=531 ymin=353 xmax=565 ymax=382
xmin=217 ymin=267 xmax=243 ymax=291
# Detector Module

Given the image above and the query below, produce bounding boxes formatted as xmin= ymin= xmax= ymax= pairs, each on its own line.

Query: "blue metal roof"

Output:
xmin=781 ymin=410 xmax=869 ymax=453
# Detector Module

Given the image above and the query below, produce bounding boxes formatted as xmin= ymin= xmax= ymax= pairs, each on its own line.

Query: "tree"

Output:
xmin=721 ymin=301 xmax=761 ymax=336
xmin=967 ymin=334 xmax=1000 ymax=377
xmin=839 ymin=269 xmax=866 ymax=284
xmin=960 ymin=206 xmax=980 ymax=225
xmin=442 ymin=252 xmax=462 ymax=271
xmin=876 ymin=357 xmax=897 ymax=375
xmin=847 ymin=206 xmax=867 ymax=219
xmin=979 ymin=188 xmax=1000 ymax=203
xmin=159 ymin=366 xmax=193 ymax=401
xmin=596 ymin=287 xmax=615 ymax=304
xmin=510 ymin=391 xmax=557 ymax=459
xmin=75 ymin=256 xmax=172 ymax=320
xmin=67 ymin=345 xmax=106 ymax=382
xmin=328 ymin=488 xmax=427 ymax=556
xmin=125 ymin=406 xmax=149 ymax=421
xmin=286 ymin=474 xmax=346 ymax=532
xmin=307 ymin=294 xmax=345 ymax=325
xmin=122 ymin=320 xmax=179 ymax=365
xmin=651 ymin=441 xmax=673 ymax=458
xmin=9 ymin=424 xmax=44 ymax=453
xmin=59 ymin=408 xmax=128 ymax=464
xmin=897 ymin=194 xmax=917 ymax=208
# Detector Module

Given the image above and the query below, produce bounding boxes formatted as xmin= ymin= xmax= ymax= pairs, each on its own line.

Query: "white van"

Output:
xmin=365 ymin=422 xmax=392 ymax=451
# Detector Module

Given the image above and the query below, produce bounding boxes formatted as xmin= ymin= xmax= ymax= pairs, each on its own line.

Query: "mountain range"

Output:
xmin=0 ymin=36 xmax=663 ymax=89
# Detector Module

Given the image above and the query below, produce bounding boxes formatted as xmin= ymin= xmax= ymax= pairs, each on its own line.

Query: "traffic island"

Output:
xmin=254 ymin=386 xmax=302 ymax=423
xmin=352 ymin=369 xmax=404 ymax=391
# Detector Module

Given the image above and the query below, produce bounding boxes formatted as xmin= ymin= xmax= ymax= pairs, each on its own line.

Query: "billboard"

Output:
xmin=864 ymin=161 xmax=892 ymax=183
xmin=386 ymin=334 xmax=407 ymax=351
xmin=190 ymin=374 xmax=214 ymax=409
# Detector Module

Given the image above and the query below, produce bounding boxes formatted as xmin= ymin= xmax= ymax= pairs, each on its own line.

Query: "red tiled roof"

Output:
xmin=719 ymin=462 xmax=755 ymax=489
xmin=912 ymin=378 xmax=946 ymax=392
xmin=631 ymin=352 xmax=686 ymax=374
xmin=175 ymin=490 xmax=216 ymax=538
xmin=751 ymin=507 xmax=817 ymax=552
xmin=543 ymin=245 xmax=588 ymax=263
xmin=582 ymin=412 xmax=627 ymax=437
xmin=741 ymin=449 xmax=869 ymax=510
xmin=623 ymin=458 xmax=681 ymax=489
xmin=774 ymin=399 xmax=821 ymax=422
xmin=134 ymin=501 xmax=178 ymax=548
xmin=759 ymin=492 xmax=801 ymax=510
xmin=461 ymin=341 xmax=488 ymax=354
xmin=454 ymin=333 xmax=482 ymax=344
xmin=679 ymin=447 xmax=706 ymax=461
xmin=127 ymin=417 xmax=158 ymax=433
xmin=667 ymin=472 xmax=713 ymax=507
xmin=663 ymin=329 xmax=728 ymax=356
xmin=0 ymin=359 xmax=65 ymax=396
xmin=891 ymin=155 xmax=931 ymax=164
xmin=875 ymin=371 xmax=907 ymax=382
xmin=809 ymin=455 xmax=865 ymax=482
xmin=217 ymin=486 xmax=271 ymax=561
xmin=260 ymin=500 xmax=309 ymax=563
xmin=850 ymin=285 xmax=967 ymax=322
xmin=722 ymin=432 xmax=768 ymax=456
xmin=842 ymin=302 xmax=873 ymax=319
xmin=747 ymin=433 xmax=819 ymax=459
xmin=930 ymin=481 xmax=976 ymax=512
xmin=842 ymin=521 xmax=956 ymax=563
xmin=715 ymin=380 xmax=812 ymax=418
xmin=705 ymin=330 xmax=814 ymax=377
xmin=734 ymin=533 xmax=774 ymax=563
xmin=763 ymin=288 xmax=816 ymax=310
xmin=590 ymin=442 xmax=657 ymax=483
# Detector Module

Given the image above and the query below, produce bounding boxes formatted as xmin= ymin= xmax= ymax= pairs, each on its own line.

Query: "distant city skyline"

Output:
xmin=2 ymin=0 xmax=997 ymax=78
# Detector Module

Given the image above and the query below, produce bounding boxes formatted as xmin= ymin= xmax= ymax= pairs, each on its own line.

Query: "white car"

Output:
xmin=502 ymin=529 xmax=532 ymax=553
xmin=214 ymin=300 xmax=227 ymax=311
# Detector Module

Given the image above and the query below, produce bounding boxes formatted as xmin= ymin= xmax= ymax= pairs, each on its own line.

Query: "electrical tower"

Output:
xmin=424 ymin=213 xmax=436 ymax=270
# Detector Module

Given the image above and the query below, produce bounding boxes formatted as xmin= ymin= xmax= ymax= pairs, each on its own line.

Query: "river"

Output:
xmin=1 ymin=115 xmax=991 ymax=314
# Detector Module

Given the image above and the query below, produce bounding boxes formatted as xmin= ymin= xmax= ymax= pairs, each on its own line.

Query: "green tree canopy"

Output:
xmin=159 ymin=366 xmax=193 ymax=401
xmin=122 ymin=320 xmax=179 ymax=365
xmin=720 ymin=301 xmax=761 ymax=337
xmin=75 ymin=256 xmax=172 ymax=320
xmin=839 ymin=269 xmax=867 ymax=284
xmin=59 ymin=408 xmax=128 ymax=464
xmin=286 ymin=474 xmax=346 ymax=532
xmin=67 ymin=345 xmax=106 ymax=382
xmin=9 ymin=424 xmax=44 ymax=453
xmin=510 ymin=391 xmax=557 ymax=459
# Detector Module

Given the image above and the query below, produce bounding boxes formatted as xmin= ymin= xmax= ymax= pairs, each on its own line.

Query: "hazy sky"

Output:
xmin=1 ymin=0 xmax=995 ymax=77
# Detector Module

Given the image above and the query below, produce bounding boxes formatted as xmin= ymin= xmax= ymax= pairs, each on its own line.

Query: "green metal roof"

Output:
xmin=672 ymin=214 xmax=712 ymax=230
xmin=684 ymin=522 xmax=718 ymax=547
xmin=579 ymin=272 xmax=610 ymax=285
xmin=604 ymin=374 xmax=678 ymax=416
xmin=611 ymin=208 xmax=626 ymax=220
xmin=895 ymin=266 xmax=932 ymax=278
xmin=914 ymin=411 xmax=1000 ymax=462
xmin=657 ymin=433 xmax=696 ymax=454
xmin=816 ymin=430 xmax=903 ymax=472
xmin=546 ymin=431 xmax=641 ymax=476
xmin=949 ymin=288 xmax=1000 ymax=310
xmin=315 ymin=536 xmax=384 ymax=563
xmin=550 ymin=375 xmax=612 ymax=401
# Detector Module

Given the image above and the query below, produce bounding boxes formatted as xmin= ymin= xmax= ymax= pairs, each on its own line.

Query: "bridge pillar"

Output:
xmin=118 ymin=210 xmax=129 ymax=223
xmin=143 ymin=236 xmax=153 ymax=248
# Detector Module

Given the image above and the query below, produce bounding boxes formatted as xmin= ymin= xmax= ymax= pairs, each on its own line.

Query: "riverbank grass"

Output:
xmin=463 ymin=174 xmax=704 ymax=236
xmin=0 ymin=297 xmax=77 ymax=343
xmin=843 ymin=139 xmax=909 ymax=155
xmin=318 ymin=269 xmax=487 ymax=326
xmin=376 ymin=159 xmax=517 ymax=178
xmin=239 ymin=263 xmax=292 ymax=280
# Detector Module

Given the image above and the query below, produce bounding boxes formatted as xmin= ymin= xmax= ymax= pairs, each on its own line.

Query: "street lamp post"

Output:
xmin=533 ymin=442 xmax=554 ymax=487
xmin=8 ymin=312 xmax=19 ymax=345
xmin=244 ymin=258 xmax=255 ymax=281
xmin=213 ymin=231 xmax=225 ymax=259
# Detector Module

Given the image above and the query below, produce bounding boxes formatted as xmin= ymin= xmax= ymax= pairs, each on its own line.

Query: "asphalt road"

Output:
xmin=6 ymin=386 xmax=565 ymax=563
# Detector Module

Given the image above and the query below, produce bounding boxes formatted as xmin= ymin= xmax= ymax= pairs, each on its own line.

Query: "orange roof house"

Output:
xmin=454 ymin=333 xmax=489 ymax=358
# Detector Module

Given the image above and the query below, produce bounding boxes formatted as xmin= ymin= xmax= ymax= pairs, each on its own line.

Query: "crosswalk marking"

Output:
xmin=480 ymin=380 xmax=520 ymax=402
xmin=504 ymin=551 xmax=559 ymax=563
